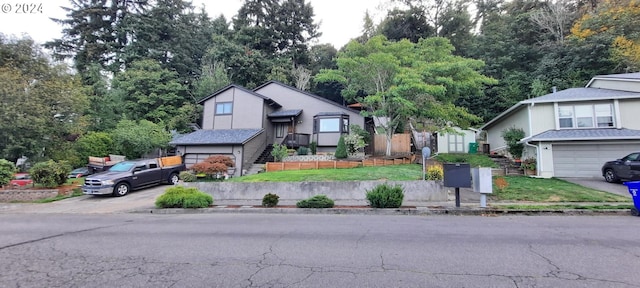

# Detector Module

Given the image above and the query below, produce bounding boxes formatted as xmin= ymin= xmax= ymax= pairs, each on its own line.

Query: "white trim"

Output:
xmin=553 ymin=102 xmax=559 ymax=130
xmin=614 ymin=99 xmax=622 ymax=129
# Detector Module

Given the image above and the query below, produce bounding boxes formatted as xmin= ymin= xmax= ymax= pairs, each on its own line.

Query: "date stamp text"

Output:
xmin=1 ymin=3 xmax=43 ymax=14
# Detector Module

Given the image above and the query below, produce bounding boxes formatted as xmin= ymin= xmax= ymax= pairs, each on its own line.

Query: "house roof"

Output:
xmin=524 ymin=128 xmax=640 ymax=142
xmin=591 ymin=72 xmax=640 ymax=80
xmin=169 ymin=129 xmax=264 ymax=145
xmin=268 ymin=109 xmax=302 ymax=118
xmin=253 ymin=80 xmax=362 ymax=114
xmin=197 ymin=84 xmax=282 ymax=109
xmin=480 ymin=88 xmax=640 ymax=130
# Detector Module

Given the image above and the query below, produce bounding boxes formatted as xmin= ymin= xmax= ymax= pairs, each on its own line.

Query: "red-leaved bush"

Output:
xmin=190 ymin=155 xmax=235 ymax=176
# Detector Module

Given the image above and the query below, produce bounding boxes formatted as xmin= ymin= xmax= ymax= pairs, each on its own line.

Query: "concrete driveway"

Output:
xmin=0 ymin=184 xmax=170 ymax=214
xmin=561 ymin=177 xmax=631 ymax=198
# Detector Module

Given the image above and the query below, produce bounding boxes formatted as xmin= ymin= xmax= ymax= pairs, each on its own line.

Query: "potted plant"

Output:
xmin=522 ymin=158 xmax=536 ymax=175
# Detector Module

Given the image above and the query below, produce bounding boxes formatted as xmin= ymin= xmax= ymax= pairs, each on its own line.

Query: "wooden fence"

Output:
xmin=373 ymin=133 xmax=412 ymax=156
xmin=265 ymin=158 xmax=414 ymax=172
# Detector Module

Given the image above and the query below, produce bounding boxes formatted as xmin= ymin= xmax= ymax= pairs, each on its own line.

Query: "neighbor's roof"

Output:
xmin=197 ymin=84 xmax=282 ymax=109
xmin=169 ymin=129 xmax=264 ymax=145
xmin=268 ymin=109 xmax=303 ymax=118
xmin=591 ymin=72 xmax=640 ymax=81
xmin=480 ymin=88 xmax=640 ymax=130
xmin=523 ymin=128 xmax=640 ymax=142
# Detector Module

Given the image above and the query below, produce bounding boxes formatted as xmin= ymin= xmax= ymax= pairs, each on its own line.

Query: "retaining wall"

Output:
xmin=0 ymin=189 xmax=58 ymax=202
xmin=183 ymin=180 xmax=447 ymax=202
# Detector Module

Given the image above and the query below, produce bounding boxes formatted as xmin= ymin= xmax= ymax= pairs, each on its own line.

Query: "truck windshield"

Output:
xmin=109 ymin=162 xmax=136 ymax=172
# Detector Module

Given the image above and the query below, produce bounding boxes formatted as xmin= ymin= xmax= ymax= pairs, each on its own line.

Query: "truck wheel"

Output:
xmin=169 ymin=173 xmax=179 ymax=185
xmin=632 ymin=207 xmax=639 ymax=217
xmin=113 ymin=182 xmax=130 ymax=197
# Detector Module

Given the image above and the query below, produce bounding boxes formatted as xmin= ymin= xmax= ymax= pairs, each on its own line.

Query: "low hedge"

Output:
xmin=296 ymin=194 xmax=334 ymax=208
xmin=155 ymin=186 xmax=213 ymax=208
xmin=366 ymin=183 xmax=404 ymax=208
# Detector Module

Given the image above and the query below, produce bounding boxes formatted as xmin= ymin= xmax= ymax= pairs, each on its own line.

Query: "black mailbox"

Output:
xmin=443 ymin=163 xmax=471 ymax=188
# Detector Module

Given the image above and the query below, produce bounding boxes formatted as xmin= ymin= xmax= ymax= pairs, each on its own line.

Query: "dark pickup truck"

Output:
xmin=82 ymin=156 xmax=185 ymax=197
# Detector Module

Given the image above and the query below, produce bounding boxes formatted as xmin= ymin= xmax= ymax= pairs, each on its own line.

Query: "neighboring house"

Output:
xmin=435 ymin=127 xmax=478 ymax=154
xmin=480 ymin=72 xmax=640 ymax=178
xmin=170 ymin=81 xmax=365 ymax=176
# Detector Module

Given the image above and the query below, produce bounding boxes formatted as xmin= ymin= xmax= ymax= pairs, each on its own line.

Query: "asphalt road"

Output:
xmin=0 ymin=213 xmax=638 ymax=288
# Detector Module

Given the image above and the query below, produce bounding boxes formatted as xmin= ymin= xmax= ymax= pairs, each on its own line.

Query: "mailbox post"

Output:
xmin=422 ymin=147 xmax=431 ymax=180
xmin=443 ymin=163 xmax=471 ymax=207
xmin=472 ymin=167 xmax=493 ymax=208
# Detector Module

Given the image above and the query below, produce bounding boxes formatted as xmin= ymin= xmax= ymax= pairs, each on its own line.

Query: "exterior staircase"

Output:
xmin=254 ymin=144 xmax=274 ymax=164
xmin=244 ymin=164 xmax=265 ymax=176
xmin=490 ymin=156 xmax=524 ymax=175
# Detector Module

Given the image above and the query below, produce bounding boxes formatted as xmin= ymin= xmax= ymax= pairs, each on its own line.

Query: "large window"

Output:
xmin=558 ymin=104 xmax=614 ymax=129
xmin=319 ymin=118 xmax=340 ymax=132
xmin=313 ymin=114 xmax=350 ymax=133
xmin=215 ymin=102 xmax=232 ymax=115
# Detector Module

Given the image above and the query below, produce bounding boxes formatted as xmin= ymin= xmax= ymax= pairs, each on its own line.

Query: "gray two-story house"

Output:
xmin=480 ymin=72 xmax=640 ymax=178
xmin=170 ymin=81 xmax=365 ymax=176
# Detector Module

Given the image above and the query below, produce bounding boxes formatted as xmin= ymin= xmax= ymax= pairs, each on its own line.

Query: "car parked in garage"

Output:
xmin=602 ymin=152 xmax=640 ymax=183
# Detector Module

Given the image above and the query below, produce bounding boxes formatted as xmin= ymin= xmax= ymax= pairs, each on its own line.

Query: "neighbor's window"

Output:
xmin=558 ymin=106 xmax=573 ymax=128
xmin=319 ymin=118 xmax=340 ymax=132
xmin=575 ymin=105 xmax=593 ymax=128
xmin=215 ymin=102 xmax=232 ymax=115
xmin=595 ymin=104 xmax=614 ymax=127
xmin=558 ymin=104 xmax=614 ymax=129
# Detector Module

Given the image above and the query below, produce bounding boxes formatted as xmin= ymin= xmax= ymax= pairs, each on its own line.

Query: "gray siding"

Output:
xmin=254 ymin=83 xmax=365 ymax=138
xmin=486 ymin=106 xmax=529 ymax=154
xmin=242 ymin=131 xmax=267 ymax=174
xmin=201 ymin=87 xmax=265 ymax=130
xmin=618 ymin=98 xmax=640 ymax=130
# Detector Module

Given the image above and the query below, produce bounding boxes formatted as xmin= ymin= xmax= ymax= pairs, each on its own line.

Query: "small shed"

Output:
xmin=436 ymin=127 xmax=478 ymax=153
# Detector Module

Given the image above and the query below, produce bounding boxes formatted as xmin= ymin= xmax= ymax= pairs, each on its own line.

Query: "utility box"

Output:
xmin=472 ymin=167 xmax=493 ymax=193
xmin=443 ymin=163 xmax=471 ymax=188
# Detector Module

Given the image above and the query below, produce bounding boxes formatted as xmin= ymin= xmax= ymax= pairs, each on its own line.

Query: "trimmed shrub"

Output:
xmin=29 ymin=160 xmax=72 ymax=188
xmin=296 ymin=194 xmax=335 ymax=208
xmin=155 ymin=186 xmax=213 ymax=208
xmin=0 ymin=159 xmax=16 ymax=186
xmin=297 ymin=146 xmax=309 ymax=155
xmin=335 ymin=136 xmax=348 ymax=159
xmin=271 ymin=143 xmax=288 ymax=162
xmin=309 ymin=141 xmax=317 ymax=155
xmin=179 ymin=171 xmax=197 ymax=182
xmin=366 ymin=183 xmax=404 ymax=208
xmin=426 ymin=166 xmax=443 ymax=181
xmin=262 ymin=193 xmax=280 ymax=207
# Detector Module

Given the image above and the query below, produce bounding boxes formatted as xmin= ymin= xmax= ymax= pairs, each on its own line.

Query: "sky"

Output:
xmin=0 ymin=0 xmax=387 ymax=49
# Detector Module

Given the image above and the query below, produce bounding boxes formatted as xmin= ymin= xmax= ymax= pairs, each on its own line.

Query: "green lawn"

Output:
xmin=492 ymin=176 xmax=630 ymax=202
xmin=228 ymin=164 xmax=631 ymax=203
xmin=228 ymin=164 xmax=423 ymax=182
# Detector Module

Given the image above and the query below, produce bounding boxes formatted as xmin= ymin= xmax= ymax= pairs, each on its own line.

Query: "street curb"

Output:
xmin=133 ymin=207 xmax=635 ymax=216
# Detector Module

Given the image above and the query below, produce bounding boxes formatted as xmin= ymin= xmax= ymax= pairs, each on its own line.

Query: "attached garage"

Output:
xmin=169 ymin=128 xmax=266 ymax=177
xmin=552 ymin=143 xmax=640 ymax=177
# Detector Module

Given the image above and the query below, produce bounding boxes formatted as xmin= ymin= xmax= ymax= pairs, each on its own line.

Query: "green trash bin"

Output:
xmin=468 ymin=142 xmax=478 ymax=154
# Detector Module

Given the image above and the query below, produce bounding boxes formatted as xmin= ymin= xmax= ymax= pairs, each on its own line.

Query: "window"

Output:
xmin=276 ymin=124 xmax=285 ymax=138
xmin=558 ymin=106 xmax=573 ymax=128
xmin=319 ymin=118 xmax=340 ymax=132
xmin=595 ymin=104 xmax=613 ymax=127
xmin=558 ymin=104 xmax=614 ymax=129
xmin=575 ymin=105 xmax=593 ymax=128
xmin=215 ymin=102 xmax=232 ymax=115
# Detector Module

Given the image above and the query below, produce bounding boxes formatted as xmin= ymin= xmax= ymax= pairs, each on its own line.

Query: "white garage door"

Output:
xmin=553 ymin=144 xmax=640 ymax=177
xmin=184 ymin=153 xmax=236 ymax=168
